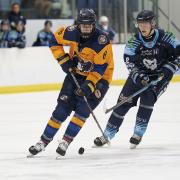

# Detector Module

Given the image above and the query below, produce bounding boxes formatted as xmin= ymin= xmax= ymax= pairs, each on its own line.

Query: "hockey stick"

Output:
xmin=70 ymin=71 xmax=110 ymax=145
xmin=104 ymin=75 xmax=163 ymax=114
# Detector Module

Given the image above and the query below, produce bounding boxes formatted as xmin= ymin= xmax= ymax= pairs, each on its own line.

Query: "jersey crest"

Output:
xmin=143 ymin=58 xmax=157 ymax=70
xmin=98 ymin=35 xmax=107 ymax=44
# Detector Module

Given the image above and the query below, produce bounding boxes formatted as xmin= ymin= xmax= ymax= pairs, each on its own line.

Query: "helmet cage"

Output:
xmin=77 ymin=8 xmax=96 ymax=39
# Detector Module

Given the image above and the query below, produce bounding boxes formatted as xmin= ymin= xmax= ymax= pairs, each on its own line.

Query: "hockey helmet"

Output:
xmin=77 ymin=8 xmax=96 ymax=39
xmin=136 ymin=10 xmax=156 ymax=24
xmin=77 ymin=8 xmax=96 ymax=25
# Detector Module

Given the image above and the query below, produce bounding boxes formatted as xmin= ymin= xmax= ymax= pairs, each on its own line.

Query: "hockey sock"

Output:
xmin=63 ymin=115 xmax=86 ymax=143
xmin=41 ymin=117 xmax=62 ymax=144
xmin=134 ymin=104 xmax=153 ymax=137
xmin=104 ymin=105 xmax=131 ymax=139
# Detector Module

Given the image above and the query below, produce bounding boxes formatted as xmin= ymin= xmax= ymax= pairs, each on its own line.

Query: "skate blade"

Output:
xmin=91 ymin=144 xmax=111 ymax=148
xmin=130 ymin=144 xmax=137 ymax=149
xmin=55 ymin=155 xmax=65 ymax=160
xmin=27 ymin=153 xmax=35 ymax=158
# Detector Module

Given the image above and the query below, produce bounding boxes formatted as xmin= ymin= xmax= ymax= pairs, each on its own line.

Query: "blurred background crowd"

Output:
xmin=0 ymin=0 xmax=179 ymax=48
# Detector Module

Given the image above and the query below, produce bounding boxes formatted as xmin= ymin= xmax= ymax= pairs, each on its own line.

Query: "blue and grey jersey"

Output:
xmin=33 ymin=30 xmax=54 ymax=46
xmin=124 ymin=29 xmax=180 ymax=75
xmin=7 ymin=30 xmax=26 ymax=48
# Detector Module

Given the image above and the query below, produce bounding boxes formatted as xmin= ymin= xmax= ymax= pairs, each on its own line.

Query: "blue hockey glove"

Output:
xmin=75 ymin=80 xmax=95 ymax=97
xmin=131 ymin=69 xmax=150 ymax=86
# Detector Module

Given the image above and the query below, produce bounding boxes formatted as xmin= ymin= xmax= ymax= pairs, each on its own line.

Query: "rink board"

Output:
xmin=0 ymin=46 xmax=179 ymax=94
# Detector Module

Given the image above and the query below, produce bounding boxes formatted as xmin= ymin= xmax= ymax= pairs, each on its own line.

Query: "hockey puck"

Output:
xmin=78 ymin=147 xmax=85 ymax=155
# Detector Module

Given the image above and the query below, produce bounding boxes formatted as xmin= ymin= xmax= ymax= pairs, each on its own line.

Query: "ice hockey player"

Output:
xmin=94 ymin=10 xmax=180 ymax=149
xmin=28 ymin=8 xmax=114 ymax=157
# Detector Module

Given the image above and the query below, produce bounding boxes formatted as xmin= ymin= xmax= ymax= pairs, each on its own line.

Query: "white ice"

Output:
xmin=0 ymin=83 xmax=180 ymax=180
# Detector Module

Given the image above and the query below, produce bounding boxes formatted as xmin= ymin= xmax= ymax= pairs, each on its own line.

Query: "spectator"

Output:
xmin=98 ymin=16 xmax=116 ymax=42
xmin=34 ymin=0 xmax=52 ymax=18
xmin=32 ymin=20 xmax=53 ymax=46
xmin=8 ymin=2 xmax=26 ymax=31
xmin=0 ymin=20 xmax=11 ymax=48
xmin=8 ymin=21 xmax=26 ymax=48
xmin=76 ymin=0 xmax=98 ymax=15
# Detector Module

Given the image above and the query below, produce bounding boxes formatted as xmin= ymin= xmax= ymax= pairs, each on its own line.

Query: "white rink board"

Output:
xmin=0 ymin=45 xmax=127 ymax=86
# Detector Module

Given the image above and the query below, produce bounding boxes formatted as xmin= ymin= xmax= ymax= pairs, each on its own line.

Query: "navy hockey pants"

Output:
xmin=41 ymin=73 xmax=109 ymax=143
xmin=104 ymin=75 xmax=169 ymax=139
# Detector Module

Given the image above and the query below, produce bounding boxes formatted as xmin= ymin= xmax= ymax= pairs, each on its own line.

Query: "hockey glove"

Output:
xmin=161 ymin=60 xmax=179 ymax=81
xmin=57 ymin=53 xmax=77 ymax=74
xmin=131 ymin=69 xmax=150 ymax=86
xmin=75 ymin=80 xmax=95 ymax=97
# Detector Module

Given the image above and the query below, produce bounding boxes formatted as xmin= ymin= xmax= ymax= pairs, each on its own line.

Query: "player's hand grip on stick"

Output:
xmin=104 ymin=75 xmax=163 ymax=114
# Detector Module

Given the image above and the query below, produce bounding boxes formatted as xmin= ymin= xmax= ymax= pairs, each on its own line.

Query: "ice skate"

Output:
xmin=94 ymin=136 xmax=109 ymax=147
xmin=56 ymin=140 xmax=70 ymax=158
xmin=129 ymin=134 xmax=142 ymax=149
xmin=28 ymin=140 xmax=47 ymax=157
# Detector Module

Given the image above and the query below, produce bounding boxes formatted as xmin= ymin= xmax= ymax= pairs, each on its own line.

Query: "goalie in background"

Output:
xmin=28 ymin=8 xmax=114 ymax=157
xmin=94 ymin=10 xmax=180 ymax=149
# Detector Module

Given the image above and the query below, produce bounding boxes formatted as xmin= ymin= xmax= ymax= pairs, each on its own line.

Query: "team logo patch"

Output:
xmin=143 ymin=58 xmax=157 ymax=70
xmin=59 ymin=95 xmax=68 ymax=102
xmin=67 ymin=25 xmax=76 ymax=31
xmin=94 ymin=89 xmax=101 ymax=99
xmin=118 ymin=94 xmax=132 ymax=103
xmin=98 ymin=35 xmax=107 ymax=44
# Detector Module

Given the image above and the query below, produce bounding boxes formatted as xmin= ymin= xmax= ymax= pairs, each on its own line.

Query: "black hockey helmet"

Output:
xmin=136 ymin=10 xmax=156 ymax=37
xmin=77 ymin=8 xmax=96 ymax=39
xmin=137 ymin=10 xmax=155 ymax=22
xmin=77 ymin=8 xmax=96 ymax=25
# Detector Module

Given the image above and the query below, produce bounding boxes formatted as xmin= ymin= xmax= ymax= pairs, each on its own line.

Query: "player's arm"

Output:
xmin=161 ymin=32 xmax=180 ymax=81
xmin=76 ymin=43 xmax=113 ymax=97
xmin=123 ymin=35 xmax=149 ymax=86
xmin=38 ymin=31 xmax=49 ymax=46
xmin=49 ymin=27 xmax=74 ymax=73
xmin=123 ymin=35 xmax=140 ymax=72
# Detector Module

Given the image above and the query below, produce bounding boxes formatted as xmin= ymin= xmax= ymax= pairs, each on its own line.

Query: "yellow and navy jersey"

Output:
xmin=49 ymin=25 xmax=114 ymax=85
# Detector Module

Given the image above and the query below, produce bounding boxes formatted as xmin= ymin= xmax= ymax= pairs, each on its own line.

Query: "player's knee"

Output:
xmin=117 ymin=93 xmax=137 ymax=107
xmin=75 ymin=107 xmax=90 ymax=119
xmin=52 ymin=102 xmax=72 ymax=122
xmin=140 ymin=91 xmax=156 ymax=106
xmin=114 ymin=103 xmax=134 ymax=117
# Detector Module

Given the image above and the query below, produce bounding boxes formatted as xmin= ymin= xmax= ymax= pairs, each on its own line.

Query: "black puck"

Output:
xmin=78 ymin=147 xmax=85 ymax=155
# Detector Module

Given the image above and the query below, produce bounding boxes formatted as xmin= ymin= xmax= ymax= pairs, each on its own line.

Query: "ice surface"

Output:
xmin=0 ymin=84 xmax=180 ymax=180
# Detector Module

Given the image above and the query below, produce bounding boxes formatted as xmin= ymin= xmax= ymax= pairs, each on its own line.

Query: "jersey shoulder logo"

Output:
xmin=98 ymin=35 xmax=107 ymax=44
xmin=67 ymin=25 xmax=76 ymax=31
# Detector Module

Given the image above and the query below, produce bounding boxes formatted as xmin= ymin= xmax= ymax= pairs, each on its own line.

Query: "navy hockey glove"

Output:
xmin=75 ymin=80 xmax=95 ymax=97
xmin=57 ymin=53 xmax=77 ymax=74
xmin=131 ymin=69 xmax=150 ymax=86
xmin=161 ymin=60 xmax=179 ymax=81
xmin=161 ymin=66 xmax=173 ymax=81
